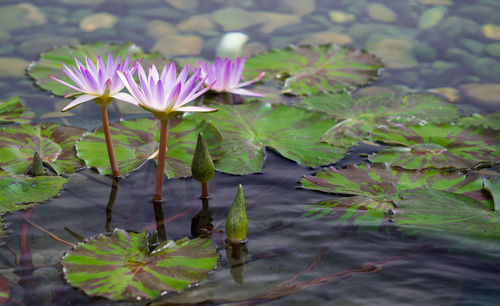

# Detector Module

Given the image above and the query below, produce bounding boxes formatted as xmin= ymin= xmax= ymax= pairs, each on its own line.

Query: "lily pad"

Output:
xmin=28 ymin=42 xmax=167 ymax=97
xmin=458 ymin=113 xmax=500 ymax=130
xmin=76 ymin=118 xmax=222 ymax=178
xmin=0 ymin=97 xmax=34 ymax=125
xmin=0 ymin=123 xmax=85 ymax=175
xmin=369 ymin=124 xmax=500 ymax=170
xmin=62 ymin=229 xmax=218 ymax=301
xmin=0 ymin=219 xmax=5 ymax=244
xmin=300 ymin=163 xmax=484 ymax=228
xmin=0 ymin=276 xmax=9 ymax=304
xmin=483 ymin=177 xmax=500 ymax=211
xmin=0 ymin=171 xmax=66 ymax=213
xmin=244 ymin=44 xmax=382 ymax=96
xmin=297 ymin=93 xmax=460 ymax=147
xmin=190 ymin=103 xmax=347 ymax=175
xmin=395 ymin=188 xmax=499 ymax=238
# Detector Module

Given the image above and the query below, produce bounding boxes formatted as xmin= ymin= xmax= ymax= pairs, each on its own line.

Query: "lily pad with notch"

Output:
xmin=244 ymin=44 xmax=382 ymax=96
xmin=189 ymin=103 xmax=347 ymax=175
xmin=368 ymin=124 xmax=500 ymax=170
xmin=75 ymin=117 xmax=222 ymax=178
xmin=297 ymin=93 xmax=461 ymax=148
xmin=0 ymin=123 xmax=85 ymax=175
xmin=61 ymin=229 xmax=218 ymax=301
xmin=300 ymin=163 xmax=486 ymax=230
xmin=0 ymin=171 xmax=66 ymax=213
xmin=0 ymin=97 xmax=34 ymax=125
xmin=28 ymin=42 xmax=168 ymax=97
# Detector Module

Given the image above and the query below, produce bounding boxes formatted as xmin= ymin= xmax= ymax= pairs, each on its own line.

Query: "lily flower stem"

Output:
xmin=201 ymin=182 xmax=209 ymax=199
xmin=153 ymin=119 xmax=169 ymax=201
xmin=100 ymin=105 xmax=120 ymax=178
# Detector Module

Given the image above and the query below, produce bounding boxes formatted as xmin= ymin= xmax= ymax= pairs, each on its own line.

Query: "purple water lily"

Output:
xmin=199 ymin=56 xmax=265 ymax=97
xmin=49 ymin=54 xmax=140 ymax=178
xmin=117 ymin=62 xmax=217 ymax=201
xmin=50 ymin=54 xmax=140 ymax=111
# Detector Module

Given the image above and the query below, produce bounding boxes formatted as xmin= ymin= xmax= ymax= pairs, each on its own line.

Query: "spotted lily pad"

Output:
xmin=244 ymin=44 xmax=382 ymax=96
xmin=0 ymin=276 xmax=9 ymax=304
xmin=189 ymin=103 xmax=347 ymax=175
xmin=76 ymin=118 xmax=222 ymax=178
xmin=458 ymin=113 xmax=500 ymax=131
xmin=28 ymin=42 xmax=167 ymax=97
xmin=483 ymin=177 xmax=500 ymax=211
xmin=395 ymin=189 xmax=499 ymax=238
xmin=0 ymin=171 xmax=66 ymax=213
xmin=62 ymin=229 xmax=218 ymax=301
xmin=0 ymin=123 xmax=85 ymax=175
xmin=0 ymin=97 xmax=34 ymax=125
xmin=369 ymin=124 xmax=500 ymax=170
xmin=300 ymin=163 xmax=485 ymax=229
xmin=297 ymin=93 xmax=460 ymax=147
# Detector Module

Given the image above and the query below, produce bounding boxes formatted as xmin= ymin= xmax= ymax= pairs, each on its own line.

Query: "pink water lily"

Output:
xmin=199 ymin=56 xmax=265 ymax=97
xmin=117 ymin=62 xmax=217 ymax=201
xmin=50 ymin=54 xmax=140 ymax=111
xmin=117 ymin=62 xmax=217 ymax=120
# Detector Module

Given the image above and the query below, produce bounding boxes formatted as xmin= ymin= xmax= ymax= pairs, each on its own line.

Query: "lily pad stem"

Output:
xmin=100 ymin=106 xmax=120 ymax=178
xmin=153 ymin=120 xmax=169 ymax=201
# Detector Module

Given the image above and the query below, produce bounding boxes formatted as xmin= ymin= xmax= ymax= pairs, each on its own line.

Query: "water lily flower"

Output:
xmin=49 ymin=54 xmax=141 ymax=178
xmin=117 ymin=62 xmax=217 ymax=201
xmin=199 ymin=56 xmax=265 ymax=97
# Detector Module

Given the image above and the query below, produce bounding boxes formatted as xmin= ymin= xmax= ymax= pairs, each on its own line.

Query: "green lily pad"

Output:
xmin=483 ymin=177 xmax=500 ymax=211
xmin=62 ymin=229 xmax=218 ymax=301
xmin=0 ymin=97 xmax=34 ymax=125
xmin=244 ymin=44 xmax=382 ymax=96
xmin=300 ymin=163 xmax=484 ymax=228
xmin=190 ymin=103 xmax=347 ymax=175
xmin=0 ymin=123 xmax=86 ymax=175
xmin=76 ymin=118 xmax=222 ymax=178
xmin=0 ymin=218 xmax=6 ymax=244
xmin=0 ymin=276 xmax=9 ymax=304
xmin=369 ymin=124 xmax=500 ymax=170
xmin=0 ymin=171 xmax=66 ymax=213
xmin=458 ymin=113 xmax=500 ymax=130
xmin=297 ymin=93 xmax=460 ymax=147
xmin=28 ymin=42 xmax=167 ymax=97
xmin=395 ymin=188 xmax=499 ymax=238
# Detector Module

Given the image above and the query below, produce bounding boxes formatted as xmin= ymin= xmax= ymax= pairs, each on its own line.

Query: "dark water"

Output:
xmin=1 ymin=0 xmax=500 ymax=305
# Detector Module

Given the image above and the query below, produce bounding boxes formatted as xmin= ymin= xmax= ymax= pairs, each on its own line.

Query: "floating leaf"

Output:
xmin=0 ymin=171 xmax=66 ymax=213
xmin=395 ymin=189 xmax=499 ymax=238
xmin=190 ymin=103 xmax=347 ymax=175
xmin=76 ymin=118 xmax=222 ymax=178
xmin=458 ymin=113 xmax=500 ymax=131
xmin=0 ymin=123 xmax=85 ymax=175
xmin=28 ymin=42 xmax=167 ymax=97
xmin=369 ymin=124 xmax=500 ymax=170
xmin=297 ymin=93 xmax=460 ymax=147
xmin=244 ymin=44 xmax=382 ymax=96
xmin=62 ymin=229 xmax=218 ymax=301
xmin=300 ymin=163 xmax=484 ymax=228
xmin=0 ymin=276 xmax=9 ymax=304
xmin=0 ymin=218 xmax=6 ymax=244
xmin=0 ymin=97 xmax=34 ymax=125
xmin=483 ymin=177 xmax=500 ymax=211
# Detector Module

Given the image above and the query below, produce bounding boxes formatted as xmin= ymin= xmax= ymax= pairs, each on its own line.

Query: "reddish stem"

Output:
xmin=153 ymin=120 xmax=169 ymax=201
xmin=101 ymin=106 xmax=120 ymax=177
xmin=201 ymin=182 xmax=209 ymax=198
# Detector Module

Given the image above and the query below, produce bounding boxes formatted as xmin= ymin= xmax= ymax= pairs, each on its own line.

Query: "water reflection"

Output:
xmin=104 ymin=177 xmax=119 ymax=233
xmin=226 ymin=242 xmax=249 ymax=284
xmin=191 ymin=198 xmax=213 ymax=238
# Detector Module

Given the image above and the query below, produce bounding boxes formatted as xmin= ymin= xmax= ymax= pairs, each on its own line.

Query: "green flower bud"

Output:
xmin=226 ymin=184 xmax=247 ymax=244
xmin=191 ymin=133 xmax=215 ymax=183
xmin=29 ymin=152 xmax=45 ymax=177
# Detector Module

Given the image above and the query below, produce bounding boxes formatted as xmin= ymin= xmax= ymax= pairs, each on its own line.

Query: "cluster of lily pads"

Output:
xmin=0 ymin=40 xmax=499 ymax=301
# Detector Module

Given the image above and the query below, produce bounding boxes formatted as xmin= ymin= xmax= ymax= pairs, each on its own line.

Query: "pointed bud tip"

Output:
xmin=191 ymin=133 xmax=214 ymax=183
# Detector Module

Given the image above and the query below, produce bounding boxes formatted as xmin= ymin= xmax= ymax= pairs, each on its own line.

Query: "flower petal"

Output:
xmin=228 ymin=88 xmax=264 ymax=97
xmin=62 ymin=94 xmax=96 ymax=111
xmin=112 ymin=92 xmax=139 ymax=105
xmin=49 ymin=75 xmax=83 ymax=93
xmin=235 ymin=72 xmax=266 ymax=88
xmin=175 ymin=106 xmax=218 ymax=113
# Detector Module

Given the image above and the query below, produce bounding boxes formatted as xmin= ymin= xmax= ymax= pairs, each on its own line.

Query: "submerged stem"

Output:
xmin=153 ymin=120 xmax=169 ymax=201
xmin=100 ymin=106 xmax=120 ymax=177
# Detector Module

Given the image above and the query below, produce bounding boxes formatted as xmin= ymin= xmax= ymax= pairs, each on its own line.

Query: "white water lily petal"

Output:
xmin=112 ymin=92 xmax=139 ymax=105
xmin=62 ymin=94 xmax=96 ymax=111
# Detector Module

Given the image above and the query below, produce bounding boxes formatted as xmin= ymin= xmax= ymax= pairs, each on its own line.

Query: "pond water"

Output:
xmin=0 ymin=0 xmax=499 ymax=305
